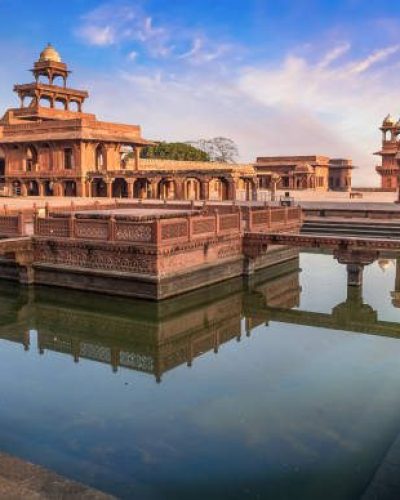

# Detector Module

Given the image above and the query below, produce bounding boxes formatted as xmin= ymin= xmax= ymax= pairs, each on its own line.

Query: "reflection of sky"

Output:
xmin=0 ymin=254 xmax=399 ymax=498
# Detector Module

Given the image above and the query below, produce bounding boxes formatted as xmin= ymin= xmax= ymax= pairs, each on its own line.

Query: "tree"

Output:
xmin=140 ymin=142 xmax=210 ymax=161
xmin=190 ymin=137 xmax=239 ymax=163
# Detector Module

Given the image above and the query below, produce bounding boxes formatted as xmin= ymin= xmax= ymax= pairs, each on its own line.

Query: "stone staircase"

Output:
xmin=302 ymin=218 xmax=400 ymax=239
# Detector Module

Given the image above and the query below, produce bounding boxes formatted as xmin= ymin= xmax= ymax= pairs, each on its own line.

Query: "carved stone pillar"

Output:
xmin=174 ymin=179 xmax=184 ymax=200
xmin=127 ymin=179 xmax=134 ymax=198
xmin=334 ymin=249 xmax=378 ymax=288
xmin=200 ymin=180 xmax=210 ymax=200
xmin=227 ymin=180 xmax=236 ymax=201
xmin=38 ymin=181 xmax=45 ymax=197
xmin=106 ymin=180 xmax=113 ymax=198
xmin=134 ymin=147 xmax=141 ymax=171
xmin=20 ymin=182 xmax=28 ymax=197
xmin=150 ymin=179 xmax=159 ymax=199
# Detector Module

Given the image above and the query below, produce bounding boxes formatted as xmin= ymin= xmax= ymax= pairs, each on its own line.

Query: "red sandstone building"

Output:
xmin=0 ymin=45 xmax=354 ymax=200
xmin=254 ymin=155 xmax=353 ymax=191
xmin=375 ymin=114 xmax=400 ymax=189
xmin=0 ymin=45 xmax=259 ymax=201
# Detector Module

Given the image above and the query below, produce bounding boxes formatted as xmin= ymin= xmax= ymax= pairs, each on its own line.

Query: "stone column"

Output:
xmin=227 ymin=180 xmax=236 ymax=201
xmin=150 ymin=179 xmax=159 ymax=199
xmin=346 ymin=263 xmax=364 ymax=287
xmin=127 ymin=179 xmax=134 ymax=198
xmin=200 ymin=180 xmax=210 ymax=201
xmin=20 ymin=182 xmax=28 ymax=197
xmin=134 ymin=147 xmax=141 ymax=171
xmin=334 ymin=249 xmax=378 ymax=289
xmin=38 ymin=181 xmax=45 ymax=197
xmin=251 ymin=180 xmax=258 ymax=201
xmin=174 ymin=179 xmax=184 ymax=200
xmin=76 ymin=179 xmax=86 ymax=197
xmin=106 ymin=180 xmax=113 ymax=198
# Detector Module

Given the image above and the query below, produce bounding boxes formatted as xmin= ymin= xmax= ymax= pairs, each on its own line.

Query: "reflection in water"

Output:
xmin=0 ymin=251 xmax=400 ymax=499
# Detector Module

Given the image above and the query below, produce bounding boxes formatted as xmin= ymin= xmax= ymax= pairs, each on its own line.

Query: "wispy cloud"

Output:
xmin=76 ymin=1 xmax=233 ymax=64
xmin=75 ymin=3 xmax=400 ymax=186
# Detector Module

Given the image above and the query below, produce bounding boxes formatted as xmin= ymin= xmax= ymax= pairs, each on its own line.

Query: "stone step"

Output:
xmin=301 ymin=227 xmax=400 ymax=239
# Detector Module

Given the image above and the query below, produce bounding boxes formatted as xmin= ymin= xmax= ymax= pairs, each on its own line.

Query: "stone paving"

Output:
xmin=0 ymin=452 xmax=114 ymax=499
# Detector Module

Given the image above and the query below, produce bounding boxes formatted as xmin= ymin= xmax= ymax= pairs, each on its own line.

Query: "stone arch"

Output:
xmin=0 ymin=146 xmax=5 ymax=181
xmin=64 ymin=180 xmax=77 ymax=197
xmin=69 ymin=100 xmax=81 ymax=112
xmin=54 ymin=97 xmax=68 ymax=110
xmin=95 ymin=144 xmax=106 ymax=171
xmin=158 ymin=178 xmax=176 ymax=200
xmin=133 ymin=178 xmax=150 ymax=198
xmin=209 ymin=178 xmax=230 ymax=201
xmin=112 ymin=178 xmax=128 ymax=198
xmin=52 ymin=75 xmax=65 ymax=87
xmin=43 ymin=180 xmax=54 ymax=196
xmin=91 ymin=178 xmax=107 ymax=197
xmin=25 ymin=145 xmax=38 ymax=172
xmin=39 ymin=95 xmax=52 ymax=108
xmin=183 ymin=177 xmax=201 ymax=200
xmin=27 ymin=180 xmax=39 ymax=196
xmin=11 ymin=180 xmax=21 ymax=196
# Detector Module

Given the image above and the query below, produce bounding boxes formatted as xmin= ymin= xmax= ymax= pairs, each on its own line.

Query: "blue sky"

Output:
xmin=2 ymin=0 xmax=400 ymax=184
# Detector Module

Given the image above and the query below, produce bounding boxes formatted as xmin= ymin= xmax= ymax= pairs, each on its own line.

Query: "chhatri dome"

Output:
xmin=382 ymin=113 xmax=396 ymax=127
xmin=39 ymin=43 xmax=62 ymax=63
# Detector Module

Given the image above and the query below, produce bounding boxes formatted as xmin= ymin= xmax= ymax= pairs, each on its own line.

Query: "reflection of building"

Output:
xmin=375 ymin=114 xmax=400 ymax=189
xmin=0 ymin=45 xmax=257 ymax=201
xmin=1 ymin=251 xmax=400 ymax=381
xmin=0 ymin=256 xmax=301 ymax=382
xmin=255 ymin=155 xmax=353 ymax=191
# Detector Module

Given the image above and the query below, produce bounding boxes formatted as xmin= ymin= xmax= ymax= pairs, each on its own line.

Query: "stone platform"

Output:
xmin=0 ymin=452 xmax=113 ymax=499
xmin=0 ymin=203 xmax=302 ymax=299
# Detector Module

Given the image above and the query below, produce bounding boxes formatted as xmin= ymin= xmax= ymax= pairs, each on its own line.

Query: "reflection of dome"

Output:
xmin=378 ymin=259 xmax=393 ymax=272
xmin=39 ymin=43 xmax=61 ymax=63
xmin=294 ymin=163 xmax=313 ymax=174
xmin=383 ymin=114 xmax=396 ymax=127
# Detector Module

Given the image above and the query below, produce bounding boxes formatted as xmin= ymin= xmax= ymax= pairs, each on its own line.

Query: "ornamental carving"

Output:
xmin=75 ymin=221 xmax=109 ymax=240
xmin=34 ymin=241 xmax=157 ymax=274
xmin=193 ymin=218 xmax=215 ymax=235
xmin=161 ymin=221 xmax=188 ymax=240
xmin=115 ymin=223 xmax=153 ymax=242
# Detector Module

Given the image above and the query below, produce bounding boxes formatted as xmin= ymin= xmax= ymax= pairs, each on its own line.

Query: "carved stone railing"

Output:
xmin=33 ymin=205 xmax=302 ymax=244
xmin=0 ymin=213 xmax=25 ymax=237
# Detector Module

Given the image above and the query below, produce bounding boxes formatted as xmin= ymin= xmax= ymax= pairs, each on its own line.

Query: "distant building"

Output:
xmin=254 ymin=155 xmax=353 ymax=191
xmin=375 ymin=114 xmax=400 ymax=190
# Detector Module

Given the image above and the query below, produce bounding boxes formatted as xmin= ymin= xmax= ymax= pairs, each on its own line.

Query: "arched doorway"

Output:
xmin=25 ymin=146 xmax=38 ymax=173
xmin=112 ymin=178 xmax=128 ymax=198
xmin=0 ymin=147 xmax=5 ymax=183
xmin=159 ymin=179 xmax=176 ymax=200
xmin=64 ymin=181 xmax=77 ymax=197
xmin=27 ymin=180 xmax=39 ymax=196
xmin=12 ymin=180 xmax=21 ymax=196
xmin=44 ymin=180 xmax=54 ymax=196
xmin=92 ymin=178 xmax=107 ymax=197
xmin=184 ymin=178 xmax=200 ymax=200
xmin=95 ymin=144 xmax=106 ymax=171
xmin=133 ymin=178 xmax=150 ymax=198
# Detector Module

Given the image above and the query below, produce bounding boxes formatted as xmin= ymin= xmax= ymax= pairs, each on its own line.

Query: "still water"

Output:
xmin=0 ymin=251 xmax=400 ymax=499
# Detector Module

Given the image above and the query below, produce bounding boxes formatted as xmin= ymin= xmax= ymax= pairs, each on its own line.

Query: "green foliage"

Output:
xmin=140 ymin=142 xmax=210 ymax=161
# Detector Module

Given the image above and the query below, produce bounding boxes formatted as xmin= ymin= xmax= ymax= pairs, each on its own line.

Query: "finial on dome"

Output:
xmin=39 ymin=43 xmax=62 ymax=63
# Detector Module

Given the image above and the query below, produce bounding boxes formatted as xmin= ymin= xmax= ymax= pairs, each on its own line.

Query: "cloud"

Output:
xmin=74 ymin=4 xmax=400 ymax=186
xmin=76 ymin=1 xmax=234 ymax=64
